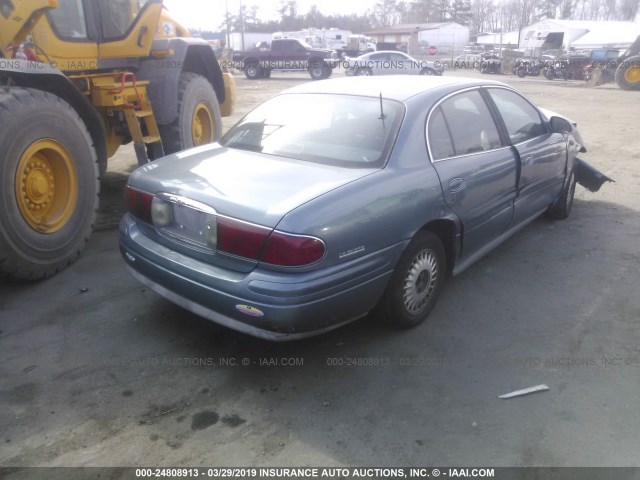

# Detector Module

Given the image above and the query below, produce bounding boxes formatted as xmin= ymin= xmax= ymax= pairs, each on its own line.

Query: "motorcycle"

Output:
xmin=543 ymin=60 xmax=567 ymax=80
xmin=584 ymin=63 xmax=616 ymax=85
xmin=479 ymin=51 xmax=502 ymax=74
xmin=513 ymin=58 xmax=542 ymax=77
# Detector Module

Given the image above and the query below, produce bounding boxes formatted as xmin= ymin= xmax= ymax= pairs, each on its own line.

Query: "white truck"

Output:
xmin=338 ymin=34 xmax=377 ymax=58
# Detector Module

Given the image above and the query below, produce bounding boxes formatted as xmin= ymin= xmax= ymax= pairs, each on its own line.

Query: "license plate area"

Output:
xmin=159 ymin=203 xmax=216 ymax=251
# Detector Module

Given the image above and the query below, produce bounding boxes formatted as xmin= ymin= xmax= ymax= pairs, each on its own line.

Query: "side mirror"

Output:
xmin=550 ymin=116 xmax=572 ymax=134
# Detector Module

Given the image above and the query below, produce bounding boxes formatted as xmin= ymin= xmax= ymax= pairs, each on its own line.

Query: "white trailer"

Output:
xmin=273 ymin=28 xmax=352 ymax=50
xmin=229 ymin=32 xmax=273 ymax=52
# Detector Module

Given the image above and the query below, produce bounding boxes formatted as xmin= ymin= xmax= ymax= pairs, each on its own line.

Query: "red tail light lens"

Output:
xmin=125 ymin=186 xmax=153 ymax=224
xmin=261 ymin=231 xmax=325 ymax=267
xmin=216 ymin=217 xmax=271 ymax=260
xmin=216 ymin=216 xmax=325 ymax=267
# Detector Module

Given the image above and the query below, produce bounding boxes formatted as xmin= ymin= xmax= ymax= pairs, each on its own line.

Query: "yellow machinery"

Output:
xmin=0 ymin=0 xmax=235 ymax=280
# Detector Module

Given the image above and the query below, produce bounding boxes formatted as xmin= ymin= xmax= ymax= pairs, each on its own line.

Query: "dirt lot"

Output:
xmin=1 ymin=69 xmax=639 ymax=471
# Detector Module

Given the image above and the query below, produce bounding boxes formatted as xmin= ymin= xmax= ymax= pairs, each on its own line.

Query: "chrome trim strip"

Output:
xmin=156 ymin=192 xmax=217 ymax=215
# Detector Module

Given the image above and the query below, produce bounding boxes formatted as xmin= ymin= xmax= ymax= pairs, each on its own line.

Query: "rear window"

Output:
xmin=220 ymin=93 xmax=404 ymax=168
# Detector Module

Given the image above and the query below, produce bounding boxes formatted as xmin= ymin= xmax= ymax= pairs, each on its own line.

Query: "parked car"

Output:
xmin=344 ymin=51 xmax=443 ymax=76
xmin=453 ymin=53 xmax=481 ymax=69
xmin=120 ymin=76 xmax=612 ymax=341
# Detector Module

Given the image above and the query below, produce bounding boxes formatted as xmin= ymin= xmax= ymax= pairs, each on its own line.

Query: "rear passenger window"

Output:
xmin=488 ymin=88 xmax=546 ymax=144
xmin=435 ymin=90 xmax=501 ymax=157
xmin=428 ymin=107 xmax=455 ymax=160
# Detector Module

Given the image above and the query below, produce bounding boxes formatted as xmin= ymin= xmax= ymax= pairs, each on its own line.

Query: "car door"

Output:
xmin=485 ymin=87 xmax=567 ymax=225
xmin=428 ymin=89 xmax=519 ymax=257
xmin=388 ymin=52 xmax=413 ymax=75
xmin=368 ymin=52 xmax=390 ymax=75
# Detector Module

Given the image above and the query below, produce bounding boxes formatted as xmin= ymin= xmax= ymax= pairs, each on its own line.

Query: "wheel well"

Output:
xmin=417 ymin=220 xmax=457 ymax=273
xmin=182 ymin=45 xmax=226 ymax=105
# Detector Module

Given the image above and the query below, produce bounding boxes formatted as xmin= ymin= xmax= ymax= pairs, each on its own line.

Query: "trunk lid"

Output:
xmin=129 ymin=144 xmax=378 ymax=228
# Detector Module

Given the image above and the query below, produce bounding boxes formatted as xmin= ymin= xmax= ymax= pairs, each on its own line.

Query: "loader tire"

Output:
xmin=0 ymin=87 xmax=99 ymax=280
xmin=615 ymin=55 xmax=640 ymax=91
xmin=158 ymin=73 xmax=222 ymax=155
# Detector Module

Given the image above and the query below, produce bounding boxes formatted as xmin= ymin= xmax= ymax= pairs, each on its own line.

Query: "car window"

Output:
xmin=428 ymin=107 xmax=455 ymax=160
xmin=369 ymin=53 xmax=388 ymax=61
xmin=388 ymin=52 xmax=407 ymax=62
xmin=436 ymin=90 xmax=501 ymax=157
xmin=488 ymin=88 xmax=546 ymax=144
xmin=220 ymin=93 xmax=404 ymax=169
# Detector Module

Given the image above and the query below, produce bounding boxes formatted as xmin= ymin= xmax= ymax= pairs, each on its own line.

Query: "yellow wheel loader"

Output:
xmin=0 ymin=0 xmax=235 ymax=280
xmin=615 ymin=34 xmax=640 ymax=91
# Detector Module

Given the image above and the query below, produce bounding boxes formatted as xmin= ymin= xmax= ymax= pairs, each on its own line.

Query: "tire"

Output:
xmin=615 ymin=55 xmax=640 ymax=90
xmin=308 ymin=62 xmax=325 ymax=80
xmin=0 ymin=87 xmax=99 ymax=280
xmin=374 ymin=231 xmax=446 ymax=329
xmin=420 ymin=68 xmax=435 ymax=76
xmin=544 ymin=69 xmax=554 ymax=80
xmin=158 ymin=73 xmax=222 ymax=155
xmin=356 ymin=68 xmax=373 ymax=76
xmin=245 ymin=62 xmax=262 ymax=80
xmin=261 ymin=68 xmax=271 ymax=79
xmin=516 ymin=67 xmax=526 ymax=78
xmin=546 ymin=169 xmax=576 ymax=220
xmin=320 ymin=65 xmax=332 ymax=79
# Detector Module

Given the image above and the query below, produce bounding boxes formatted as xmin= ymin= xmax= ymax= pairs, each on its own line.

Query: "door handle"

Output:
xmin=448 ymin=178 xmax=465 ymax=193
xmin=137 ymin=26 xmax=149 ymax=48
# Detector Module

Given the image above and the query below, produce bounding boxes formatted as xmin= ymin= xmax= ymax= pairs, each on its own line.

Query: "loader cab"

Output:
xmin=34 ymin=0 xmax=166 ymax=68
xmin=46 ymin=0 xmax=155 ymax=41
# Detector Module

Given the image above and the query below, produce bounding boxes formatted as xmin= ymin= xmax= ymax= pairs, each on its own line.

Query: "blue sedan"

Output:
xmin=119 ymin=76 xmax=612 ymax=341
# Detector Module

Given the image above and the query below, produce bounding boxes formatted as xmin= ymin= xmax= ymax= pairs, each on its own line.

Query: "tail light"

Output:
xmin=216 ymin=217 xmax=271 ymax=260
xmin=125 ymin=188 xmax=325 ymax=267
xmin=216 ymin=217 xmax=325 ymax=267
xmin=125 ymin=186 xmax=153 ymax=224
xmin=261 ymin=231 xmax=325 ymax=266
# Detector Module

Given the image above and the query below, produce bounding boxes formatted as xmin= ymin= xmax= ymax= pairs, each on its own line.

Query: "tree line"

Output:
xmin=218 ymin=0 xmax=639 ymax=36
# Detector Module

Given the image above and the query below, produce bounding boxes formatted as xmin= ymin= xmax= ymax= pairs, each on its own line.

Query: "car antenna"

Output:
xmin=378 ymin=92 xmax=387 ymax=127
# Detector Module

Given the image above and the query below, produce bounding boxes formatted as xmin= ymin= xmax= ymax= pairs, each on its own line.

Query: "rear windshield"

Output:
xmin=220 ymin=93 xmax=404 ymax=168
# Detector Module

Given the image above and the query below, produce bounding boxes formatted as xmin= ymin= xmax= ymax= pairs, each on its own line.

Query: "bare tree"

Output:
xmin=373 ymin=0 xmax=399 ymax=26
xmin=618 ymin=0 xmax=640 ymax=19
xmin=470 ymin=0 xmax=497 ymax=34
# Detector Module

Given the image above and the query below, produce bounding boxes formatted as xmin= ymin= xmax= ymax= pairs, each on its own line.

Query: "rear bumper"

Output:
xmin=119 ymin=214 xmax=403 ymax=341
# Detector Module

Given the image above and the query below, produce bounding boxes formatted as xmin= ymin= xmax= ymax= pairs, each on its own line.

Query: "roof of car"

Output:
xmin=282 ymin=75 xmax=509 ymax=102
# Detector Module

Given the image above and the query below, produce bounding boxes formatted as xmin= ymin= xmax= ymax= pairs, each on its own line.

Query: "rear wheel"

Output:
xmin=356 ymin=67 xmax=373 ymax=76
xmin=245 ymin=62 xmax=262 ymax=80
xmin=261 ymin=68 xmax=272 ymax=79
xmin=374 ymin=232 xmax=446 ymax=329
xmin=516 ymin=66 xmax=526 ymax=78
xmin=0 ymin=88 xmax=99 ymax=280
xmin=615 ymin=55 xmax=640 ymax=90
xmin=158 ymin=73 xmax=222 ymax=155
xmin=308 ymin=62 xmax=325 ymax=80
xmin=420 ymin=68 xmax=435 ymax=76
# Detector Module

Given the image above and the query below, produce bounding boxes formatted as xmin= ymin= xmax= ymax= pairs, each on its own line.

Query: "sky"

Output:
xmin=162 ymin=0 xmax=377 ymax=31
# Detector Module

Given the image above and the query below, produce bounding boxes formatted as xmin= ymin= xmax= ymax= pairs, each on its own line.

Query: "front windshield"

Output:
xmin=298 ymin=39 xmax=314 ymax=49
xmin=220 ymin=93 xmax=404 ymax=169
